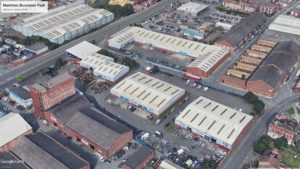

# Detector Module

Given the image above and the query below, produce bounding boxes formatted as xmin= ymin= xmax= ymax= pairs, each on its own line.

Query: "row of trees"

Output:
xmin=254 ymin=135 xmax=288 ymax=155
xmin=98 ymin=49 xmax=139 ymax=68
xmin=94 ymin=0 xmax=134 ymax=19
xmin=11 ymin=36 xmax=59 ymax=50
xmin=244 ymin=92 xmax=265 ymax=115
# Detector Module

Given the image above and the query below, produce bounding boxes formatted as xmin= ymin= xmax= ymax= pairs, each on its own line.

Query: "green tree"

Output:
xmin=274 ymin=137 xmax=288 ymax=150
xmin=120 ymin=57 xmax=138 ymax=68
xmin=254 ymin=100 xmax=265 ymax=114
xmin=54 ymin=58 xmax=66 ymax=69
xmin=201 ymin=159 xmax=218 ymax=169
xmin=254 ymin=135 xmax=272 ymax=155
xmin=295 ymin=140 xmax=300 ymax=152
xmin=16 ymin=75 xmax=25 ymax=82
xmin=244 ymin=91 xmax=258 ymax=104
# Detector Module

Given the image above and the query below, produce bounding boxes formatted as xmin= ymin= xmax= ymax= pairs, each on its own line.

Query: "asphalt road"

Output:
xmin=0 ymin=0 xmax=176 ymax=88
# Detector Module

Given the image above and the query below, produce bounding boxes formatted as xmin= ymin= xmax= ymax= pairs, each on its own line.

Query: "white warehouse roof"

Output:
xmin=79 ymin=53 xmax=114 ymax=69
xmin=94 ymin=62 xmax=129 ymax=82
xmin=111 ymin=72 xmax=185 ymax=115
xmin=13 ymin=4 xmax=113 ymax=44
xmin=108 ymin=27 xmax=229 ymax=68
xmin=175 ymin=96 xmax=253 ymax=146
xmin=177 ymin=2 xmax=208 ymax=15
xmin=188 ymin=48 xmax=228 ymax=72
xmin=66 ymin=41 xmax=102 ymax=59
xmin=268 ymin=15 xmax=300 ymax=36
xmin=0 ymin=113 xmax=32 ymax=147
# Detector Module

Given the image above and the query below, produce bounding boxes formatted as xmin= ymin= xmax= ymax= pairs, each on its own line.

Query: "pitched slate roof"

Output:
xmin=249 ymin=41 xmax=300 ymax=88
xmin=0 ymin=152 xmax=29 ymax=169
xmin=49 ymin=95 xmax=132 ymax=150
xmin=220 ymin=12 xmax=266 ymax=47
xmin=11 ymin=132 xmax=88 ymax=169
xmin=125 ymin=145 xmax=153 ymax=169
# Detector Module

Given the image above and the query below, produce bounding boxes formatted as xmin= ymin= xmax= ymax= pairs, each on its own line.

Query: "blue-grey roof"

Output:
xmin=220 ymin=12 xmax=266 ymax=47
xmin=0 ymin=152 xmax=29 ymax=169
xmin=11 ymin=132 xmax=89 ymax=169
xmin=125 ymin=145 xmax=153 ymax=169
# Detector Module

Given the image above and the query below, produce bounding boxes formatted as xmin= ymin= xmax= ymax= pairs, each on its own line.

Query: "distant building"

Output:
xmin=111 ymin=72 xmax=185 ymax=116
xmin=44 ymin=95 xmax=133 ymax=159
xmin=222 ymin=0 xmax=280 ymax=15
xmin=29 ymin=73 xmax=76 ymax=118
xmin=10 ymin=132 xmax=90 ymax=169
xmin=0 ymin=113 xmax=32 ymax=152
xmin=216 ymin=12 xmax=266 ymax=52
xmin=267 ymin=115 xmax=298 ymax=145
xmin=175 ymin=96 xmax=253 ymax=150
xmin=123 ymin=145 xmax=154 ymax=169
xmin=291 ymin=5 xmax=300 ymax=18
xmin=177 ymin=2 xmax=208 ymax=16
xmin=159 ymin=159 xmax=185 ymax=169
xmin=13 ymin=4 xmax=114 ymax=44
xmin=183 ymin=28 xmax=206 ymax=40
xmin=6 ymin=86 xmax=32 ymax=109
xmin=268 ymin=15 xmax=300 ymax=36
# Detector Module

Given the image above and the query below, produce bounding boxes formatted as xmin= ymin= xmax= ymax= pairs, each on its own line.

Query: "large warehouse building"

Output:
xmin=13 ymin=4 xmax=114 ymax=44
xmin=45 ymin=95 xmax=133 ymax=160
xmin=268 ymin=14 xmax=300 ymax=36
xmin=67 ymin=41 xmax=129 ymax=82
xmin=111 ymin=72 xmax=185 ymax=116
xmin=175 ymin=96 xmax=253 ymax=150
xmin=108 ymin=27 xmax=229 ymax=78
xmin=177 ymin=2 xmax=208 ymax=16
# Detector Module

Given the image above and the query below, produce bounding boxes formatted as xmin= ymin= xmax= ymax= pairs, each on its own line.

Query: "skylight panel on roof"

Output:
xmin=157 ymin=99 xmax=166 ymax=107
xmin=198 ymin=116 xmax=207 ymax=126
xmin=217 ymin=124 xmax=225 ymax=135
xmin=182 ymin=109 xmax=191 ymax=118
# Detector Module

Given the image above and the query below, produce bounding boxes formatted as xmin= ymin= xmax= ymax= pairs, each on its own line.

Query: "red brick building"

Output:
xmin=44 ymin=95 xmax=133 ymax=160
xmin=267 ymin=116 xmax=298 ymax=145
xmin=222 ymin=0 xmax=280 ymax=15
xmin=186 ymin=47 xmax=229 ymax=79
xmin=123 ymin=146 xmax=154 ymax=169
xmin=222 ymin=41 xmax=299 ymax=97
xmin=29 ymin=73 xmax=75 ymax=118
xmin=0 ymin=113 xmax=32 ymax=152
xmin=30 ymin=73 xmax=132 ymax=160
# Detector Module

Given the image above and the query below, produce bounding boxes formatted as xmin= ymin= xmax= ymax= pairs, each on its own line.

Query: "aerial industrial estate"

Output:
xmin=1 ymin=0 xmax=300 ymax=169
